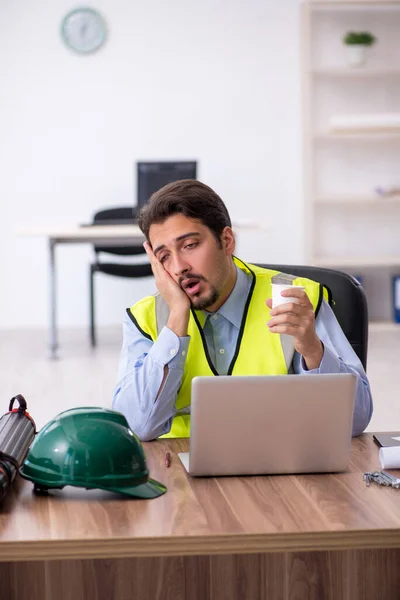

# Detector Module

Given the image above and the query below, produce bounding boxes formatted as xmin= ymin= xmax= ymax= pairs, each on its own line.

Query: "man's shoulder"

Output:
xmin=129 ymin=293 xmax=160 ymax=311
xmin=128 ymin=293 xmax=158 ymax=315
xmin=128 ymin=293 xmax=171 ymax=334
xmin=125 ymin=294 xmax=161 ymax=340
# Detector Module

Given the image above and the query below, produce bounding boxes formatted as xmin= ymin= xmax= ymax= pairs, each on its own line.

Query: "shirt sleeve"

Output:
xmin=292 ymin=299 xmax=373 ymax=437
xmin=112 ymin=312 xmax=190 ymax=441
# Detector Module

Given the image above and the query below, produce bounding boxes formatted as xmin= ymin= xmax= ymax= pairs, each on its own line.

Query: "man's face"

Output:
xmin=149 ymin=214 xmax=236 ymax=312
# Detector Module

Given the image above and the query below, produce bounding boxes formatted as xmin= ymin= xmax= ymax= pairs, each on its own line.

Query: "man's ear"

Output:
xmin=221 ymin=226 xmax=236 ymax=256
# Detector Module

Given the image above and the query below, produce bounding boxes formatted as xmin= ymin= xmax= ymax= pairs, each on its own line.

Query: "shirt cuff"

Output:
xmin=300 ymin=344 xmax=342 ymax=374
xmin=150 ymin=326 xmax=190 ymax=369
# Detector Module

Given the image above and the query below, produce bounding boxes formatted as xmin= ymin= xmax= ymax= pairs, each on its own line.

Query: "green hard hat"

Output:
xmin=20 ymin=407 xmax=166 ymax=499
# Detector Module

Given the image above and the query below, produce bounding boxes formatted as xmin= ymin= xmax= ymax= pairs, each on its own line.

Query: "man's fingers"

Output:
xmin=269 ymin=302 xmax=310 ymax=317
xmin=280 ymin=290 xmax=312 ymax=308
xmin=268 ymin=324 xmax=301 ymax=335
xmin=143 ymin=242 xmax=165 ymax=272
xmin=268 ymin=310 xmax=315 ymax=329
xmin=268 ymin=314 xmax=302 ymax=329
xmin=281 ymin=288 xmax=307 ymax=299
xmin=143 ymin=241 xmax=154 ymax=257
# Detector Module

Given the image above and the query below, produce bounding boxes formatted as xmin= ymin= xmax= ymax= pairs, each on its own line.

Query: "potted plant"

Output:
xmin=343 ymin=31 xmax=377 ymax=67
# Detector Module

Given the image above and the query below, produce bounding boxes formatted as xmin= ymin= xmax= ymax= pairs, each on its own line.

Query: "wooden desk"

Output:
xmin=1 ymin=434 xmax=400 ymax=599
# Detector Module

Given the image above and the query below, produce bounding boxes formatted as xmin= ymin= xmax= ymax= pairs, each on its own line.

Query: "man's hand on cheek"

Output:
xmin=143 ymin=242 xmax=191 ymax=313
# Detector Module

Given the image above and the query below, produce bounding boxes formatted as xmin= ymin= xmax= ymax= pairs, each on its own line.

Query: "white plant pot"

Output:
xmin=346 ymin=44 xmax=366 ymax=67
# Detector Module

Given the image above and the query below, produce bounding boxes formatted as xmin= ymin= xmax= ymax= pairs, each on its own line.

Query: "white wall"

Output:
xmin=0 ymin=0 xmax=304 ymax=329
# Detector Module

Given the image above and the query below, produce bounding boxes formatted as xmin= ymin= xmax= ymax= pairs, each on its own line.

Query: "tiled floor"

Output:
xmin=1 ymin=324 xmax=399 ymax=432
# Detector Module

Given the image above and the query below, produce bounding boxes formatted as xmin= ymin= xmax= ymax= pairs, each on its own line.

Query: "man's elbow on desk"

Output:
xmin=131 ymin=419 xmax=172 ymax=442
xmin=352 ymin=399 xmax=373 ymax=438
xmin=112 ymin=392 xmax=171 ymax=441
xmin=350 ymin=375 xmax=373 ymax=437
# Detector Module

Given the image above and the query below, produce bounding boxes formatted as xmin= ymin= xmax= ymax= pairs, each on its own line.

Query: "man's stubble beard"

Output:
xmin=179 ymin=273 xmax=220 ymax=311
xmin=181 ymin=252 xmax=231 ymax=311
xmin=189 ymin=285 xmax=219 ymax=311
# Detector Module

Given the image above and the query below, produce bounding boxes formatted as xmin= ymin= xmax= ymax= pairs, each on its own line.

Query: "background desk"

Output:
xmin=1 ymin=434 xmax=400 ymax=600
xmin=18 ymin=222 xmax=264 ymax=359
xmin=18 ymin=225 xmax=146 ymax=358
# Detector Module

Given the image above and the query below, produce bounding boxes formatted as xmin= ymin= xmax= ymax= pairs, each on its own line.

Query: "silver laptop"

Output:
xmin=178 ymin=373 xmax=356 ymax=476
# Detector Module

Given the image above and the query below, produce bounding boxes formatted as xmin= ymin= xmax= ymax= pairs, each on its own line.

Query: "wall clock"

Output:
xmin=61 ymin=8 xmax=107 ymax=54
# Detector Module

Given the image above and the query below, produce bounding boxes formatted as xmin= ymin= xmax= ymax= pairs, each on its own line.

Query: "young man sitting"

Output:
xmin=113 ymin=180 xmax=373 ymax=440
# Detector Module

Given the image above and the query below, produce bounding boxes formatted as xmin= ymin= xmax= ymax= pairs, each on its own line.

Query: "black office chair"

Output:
xmin=90 ymin=207 xmax=153 ymax=347
xmin=255 ymin=264 xmax=368 ymax=370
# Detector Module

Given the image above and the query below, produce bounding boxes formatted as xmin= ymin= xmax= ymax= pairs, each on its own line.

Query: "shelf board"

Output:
xmin=315 ymin=195 xmax=400 ymax=205
xmin=311 ymin=256 xmax=400 ymax=267
xmin=369 ymin=321 xmax=400 ymax=332
xmin=309 ymin=1 xmax=400 ymax=8
xmin=314 ymin=131 xmax=400 ymax=140
xmin=310 ymin=67 xmax=400 ymax=77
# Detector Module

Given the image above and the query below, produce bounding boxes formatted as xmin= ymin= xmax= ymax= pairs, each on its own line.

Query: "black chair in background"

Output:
xmin=90 ymin=207 xmax=153 ymax=347
xmin=255 ymin=264 xmax=368 ymax=370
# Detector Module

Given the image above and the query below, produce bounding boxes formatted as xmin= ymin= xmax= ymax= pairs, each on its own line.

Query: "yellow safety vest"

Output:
xmin=128 ymin=258 xmax=328 ymax=438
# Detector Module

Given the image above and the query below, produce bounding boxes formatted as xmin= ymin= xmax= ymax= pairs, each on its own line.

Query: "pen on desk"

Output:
xmin=165 ymin=452 xmax=171 ymax=468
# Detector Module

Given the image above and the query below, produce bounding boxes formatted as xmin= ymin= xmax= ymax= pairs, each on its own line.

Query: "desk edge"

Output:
xmin=2 ymin=529 xmax=400 ymax=562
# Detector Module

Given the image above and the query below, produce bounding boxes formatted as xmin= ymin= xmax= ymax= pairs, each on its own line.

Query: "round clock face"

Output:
xmin=61 ymin=8 xmax=107 ymax=54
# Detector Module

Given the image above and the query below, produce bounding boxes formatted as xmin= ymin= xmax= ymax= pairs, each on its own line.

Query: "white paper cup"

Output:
xmin=271 ymin=284 xmax=305 ymax=308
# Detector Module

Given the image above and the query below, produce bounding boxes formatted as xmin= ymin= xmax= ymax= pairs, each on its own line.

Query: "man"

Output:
xmin=113 ymin=180 xmax=373 ymax=440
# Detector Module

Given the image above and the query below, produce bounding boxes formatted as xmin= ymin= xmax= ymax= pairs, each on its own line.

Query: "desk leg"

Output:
xmin=49 ymin=239 xmax=58 ymax=360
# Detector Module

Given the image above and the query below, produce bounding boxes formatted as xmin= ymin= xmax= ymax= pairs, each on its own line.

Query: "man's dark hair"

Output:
xmin=137 ymin=179 xmax=232 ymax=245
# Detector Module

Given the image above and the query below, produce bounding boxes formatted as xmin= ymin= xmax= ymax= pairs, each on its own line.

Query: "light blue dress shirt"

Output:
xmin=113 ymin=266 xmax=373 ymax=441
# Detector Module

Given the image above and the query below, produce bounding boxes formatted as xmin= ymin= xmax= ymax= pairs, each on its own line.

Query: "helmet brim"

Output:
xmin=110 ymin=477 xmax=167 ymax=499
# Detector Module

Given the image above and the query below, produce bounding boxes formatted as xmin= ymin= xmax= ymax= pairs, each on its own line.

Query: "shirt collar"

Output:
xmin=204 ymin=265 xmax=251 ymax=329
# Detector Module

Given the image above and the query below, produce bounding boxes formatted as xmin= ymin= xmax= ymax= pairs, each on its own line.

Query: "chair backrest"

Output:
xmin=254 ymin=263 xmax=368 ymax=370
xmin=93 ymin=206 xmax=144 ymax=256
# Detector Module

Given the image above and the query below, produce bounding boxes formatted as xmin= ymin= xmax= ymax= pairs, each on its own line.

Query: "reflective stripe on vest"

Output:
xmin=128 ymin=258 xmax=328 ymax=438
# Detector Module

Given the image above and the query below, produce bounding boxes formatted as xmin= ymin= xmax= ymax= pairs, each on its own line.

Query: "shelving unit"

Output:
xmin=314 ymin=131 xmax=400 ymax=139
xmin=369 ymin=320 xmax=400 ymax=332
xmin=314 ymin=256 xmax=400 ymax=267
xmin=312 ymin=66 xmax=400 ymax=75
xmin=301 ymin=0 xmax=400 ymax=322
xmin=315 ymin=194 xmax=400 ymax=204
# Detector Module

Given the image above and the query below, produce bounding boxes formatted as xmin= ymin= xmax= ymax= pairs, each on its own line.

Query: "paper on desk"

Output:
xmin=379 ymin=446 xmax=400 ymax=469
